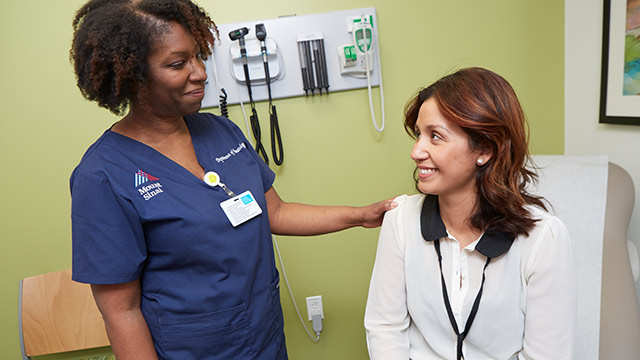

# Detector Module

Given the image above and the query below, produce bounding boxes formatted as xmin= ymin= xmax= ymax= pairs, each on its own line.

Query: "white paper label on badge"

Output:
xmin=220 ymin=190 xmax=262 ymax=227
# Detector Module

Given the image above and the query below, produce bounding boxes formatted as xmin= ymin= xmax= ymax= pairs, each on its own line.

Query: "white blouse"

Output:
xmin=364 ymin=194 xmax=576 ymax=360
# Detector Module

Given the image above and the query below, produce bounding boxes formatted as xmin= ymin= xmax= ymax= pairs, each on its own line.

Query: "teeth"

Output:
xmin=419 ymin=168 xmax=436 ymax=175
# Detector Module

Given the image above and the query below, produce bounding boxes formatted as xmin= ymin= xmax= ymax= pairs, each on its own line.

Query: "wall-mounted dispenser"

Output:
xmin=297 ymin=33 xmax=329 ymax=96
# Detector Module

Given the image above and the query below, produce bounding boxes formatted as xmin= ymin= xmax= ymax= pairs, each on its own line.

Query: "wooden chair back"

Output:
xmin=19 ymin=269 xmax=110 ymax=358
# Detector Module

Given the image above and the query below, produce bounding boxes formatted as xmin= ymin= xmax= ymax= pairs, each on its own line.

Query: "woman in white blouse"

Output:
xmin=364 ymin=67 xmax=576 ymax=360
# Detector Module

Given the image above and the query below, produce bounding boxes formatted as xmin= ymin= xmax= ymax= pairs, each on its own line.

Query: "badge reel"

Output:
xmin=203 ymin=171 xmax=262 ymax=227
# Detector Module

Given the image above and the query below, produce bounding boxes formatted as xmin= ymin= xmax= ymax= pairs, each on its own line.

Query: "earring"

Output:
xmin=477 ymin=158 xmax=483 ymax=165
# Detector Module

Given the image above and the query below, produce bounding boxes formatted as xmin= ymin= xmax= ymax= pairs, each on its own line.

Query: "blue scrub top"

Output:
xmin=71 ymin=113 xmax=286 ymax=359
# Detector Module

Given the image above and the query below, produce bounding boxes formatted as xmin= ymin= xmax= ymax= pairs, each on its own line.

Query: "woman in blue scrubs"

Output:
xmin=69 ymin=1 xmax=396 ymax=359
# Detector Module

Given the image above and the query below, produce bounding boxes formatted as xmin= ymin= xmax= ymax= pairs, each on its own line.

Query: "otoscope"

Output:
xmin=229 ymin=27 xmax=269 ymax=164
xmin=255 ymin=24 xmax=283 ymax=166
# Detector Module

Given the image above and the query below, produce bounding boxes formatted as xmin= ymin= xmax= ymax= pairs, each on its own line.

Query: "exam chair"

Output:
xmin=531 ymin=156 xmax=640 ymax=359
xmin=599 ymin=162 xmax=640 ymax=358
xmin=19 ymin=269 xmax=110 ymax=359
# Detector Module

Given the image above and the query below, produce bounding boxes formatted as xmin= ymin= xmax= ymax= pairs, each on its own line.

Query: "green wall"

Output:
xmin=0 ymin=0 xmax=563 ymax=359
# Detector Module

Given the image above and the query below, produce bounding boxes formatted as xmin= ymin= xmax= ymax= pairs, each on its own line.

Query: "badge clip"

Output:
xmin=203 ymin=171 xmax=236 ymax=197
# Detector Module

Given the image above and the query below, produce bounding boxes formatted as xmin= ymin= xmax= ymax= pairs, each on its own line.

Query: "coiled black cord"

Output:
xmin=219 ymin=88 xmax=229 ymax=119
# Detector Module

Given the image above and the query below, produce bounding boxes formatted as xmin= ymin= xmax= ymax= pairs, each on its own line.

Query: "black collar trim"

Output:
xmin=420 ymin=195 xmax=514 ymax=258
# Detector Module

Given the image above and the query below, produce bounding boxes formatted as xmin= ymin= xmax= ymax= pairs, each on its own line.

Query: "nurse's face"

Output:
xmin=410 ymin=98 xmax=485 ymax=199
xmin=138 ymin=21 xmax=207 ymax=118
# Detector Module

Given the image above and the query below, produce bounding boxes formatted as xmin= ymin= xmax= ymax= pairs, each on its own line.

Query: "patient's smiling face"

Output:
xmin=410 ymin=98 xmax=483 ymax=200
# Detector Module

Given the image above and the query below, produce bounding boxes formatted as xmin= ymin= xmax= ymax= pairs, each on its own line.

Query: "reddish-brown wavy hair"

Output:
xmin=404 ymin=67 xmax=546 ymax=238
xmin=70 ymin=0 xmax=217 ymax=115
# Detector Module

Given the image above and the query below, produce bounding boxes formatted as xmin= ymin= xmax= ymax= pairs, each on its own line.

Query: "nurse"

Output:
xmin=364 ymin=68 xmax=577 ymax=359
xmin=69 ymin=1 xmax=396 ymax=359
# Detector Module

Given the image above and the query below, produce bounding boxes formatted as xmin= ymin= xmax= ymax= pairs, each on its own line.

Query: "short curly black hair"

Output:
xmin=70 ymin=0 xmax=217 ymax=115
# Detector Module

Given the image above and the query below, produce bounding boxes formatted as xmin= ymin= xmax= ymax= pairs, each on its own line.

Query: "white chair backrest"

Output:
xmin=530 ymin=155 xmax=640 ymax=359
xmin=599 ymin=162 xmax=640 ymax=358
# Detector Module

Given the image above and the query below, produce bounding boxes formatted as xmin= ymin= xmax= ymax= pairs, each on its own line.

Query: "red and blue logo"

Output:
xmin=135 ymin=169 xmax=159 ymax=187
xmin=135 ymin=170 xmax=164 ymax=201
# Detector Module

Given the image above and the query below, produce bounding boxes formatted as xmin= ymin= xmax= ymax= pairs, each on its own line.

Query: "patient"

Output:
xmin=364 ymin=67 xmax=576 ymax=360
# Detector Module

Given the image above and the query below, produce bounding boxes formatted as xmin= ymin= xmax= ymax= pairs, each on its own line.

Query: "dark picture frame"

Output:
xmin=600 ymin=0 xmax=640 ymax=125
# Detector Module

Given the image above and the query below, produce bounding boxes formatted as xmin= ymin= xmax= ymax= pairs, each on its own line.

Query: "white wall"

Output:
xmin=566 ymin=0 xmax=640 ymax=305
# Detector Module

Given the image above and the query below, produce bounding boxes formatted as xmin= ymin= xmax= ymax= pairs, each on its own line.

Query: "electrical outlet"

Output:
xmin=306 ymin=295 xmax=324 ymax=321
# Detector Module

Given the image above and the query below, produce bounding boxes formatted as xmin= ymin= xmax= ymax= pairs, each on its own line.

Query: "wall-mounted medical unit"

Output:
xmin=201 ymin=7 xmax=381 ymax=109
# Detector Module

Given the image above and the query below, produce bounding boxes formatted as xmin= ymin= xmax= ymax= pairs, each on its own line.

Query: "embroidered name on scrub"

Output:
xmin=138 ymin=182 xmax=164 ymax=200
xmin=215 ymin=142 xmax=247 ymax=163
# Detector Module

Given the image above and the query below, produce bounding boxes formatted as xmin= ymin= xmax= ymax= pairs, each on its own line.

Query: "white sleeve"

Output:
xmin=519 ymin=216 xmax=577 ymax=360
xmin=364 ymin=196 xmax=411 ymax=359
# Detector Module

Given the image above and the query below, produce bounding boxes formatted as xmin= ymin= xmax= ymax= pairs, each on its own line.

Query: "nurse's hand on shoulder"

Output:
xmin=359 ymin=198 xmax=398 ymax=228
xmin=266 ymin=187 xmax=397 ymax=236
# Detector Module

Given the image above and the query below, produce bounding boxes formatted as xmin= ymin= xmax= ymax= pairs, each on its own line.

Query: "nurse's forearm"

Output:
xmin=102 ymin=309 xmax=158 ymax=359
xmin=271 ymin=203 xmax=364 ymax=235
xmin=265 ymin=187 xmax=396 ymax=235
xmin=91 ymin=281 xmax=158 ymax=360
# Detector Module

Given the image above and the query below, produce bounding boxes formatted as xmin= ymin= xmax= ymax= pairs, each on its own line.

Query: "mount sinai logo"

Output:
xmin=135 ymin=170 xmax=163 ymax=201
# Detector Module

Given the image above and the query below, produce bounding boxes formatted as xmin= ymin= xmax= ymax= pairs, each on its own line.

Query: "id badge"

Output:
xmin=219 ymin=190 xmax=262 ymax=227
